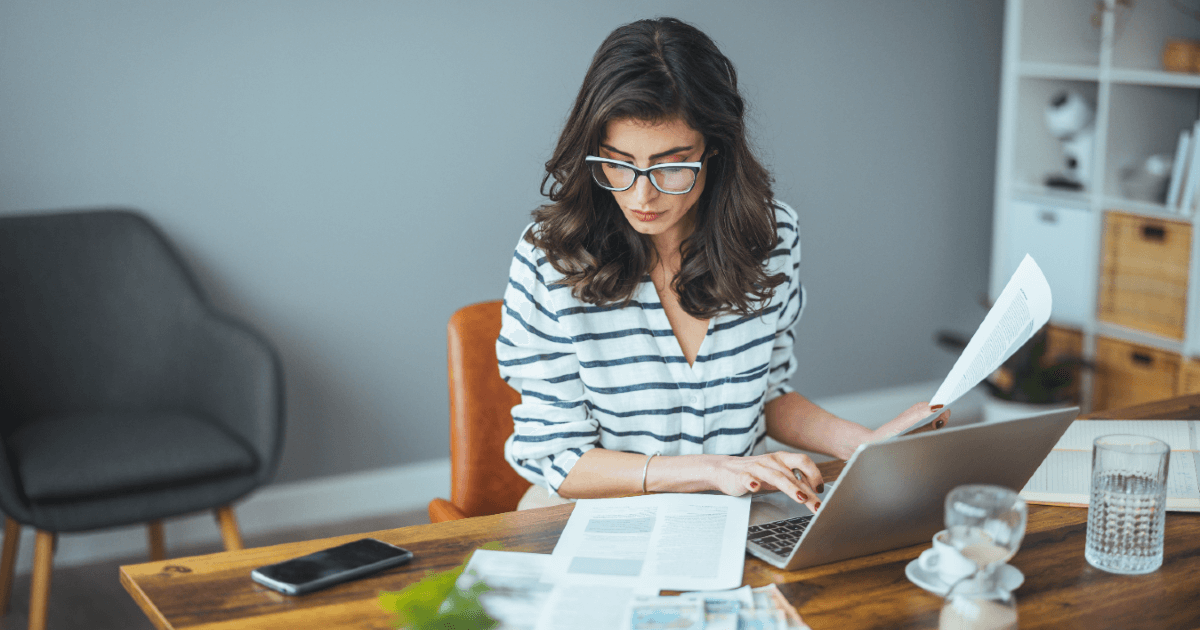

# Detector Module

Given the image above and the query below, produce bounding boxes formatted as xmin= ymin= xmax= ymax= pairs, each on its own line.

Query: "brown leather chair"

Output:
xmin=428 ymin=301 xmax=530 ymax=523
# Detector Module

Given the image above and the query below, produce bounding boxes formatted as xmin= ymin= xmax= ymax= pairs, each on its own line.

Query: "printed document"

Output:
xmin=462 ymin=548 xmax=638 ymax=630
xmin=536 ymin=584 xmax=637 ymax=630
xmin=930 ymin=254 xmax=1053 ymax=408
xmin=1021 ymin=419 xmax=1200 ymax=512
xmin=545 ymin=493 xmax=751 ymax=592
xmin=624 ymin=584 xmax=810 ymax=630
xmin=462 ymin=549 xmax=552 ymax=630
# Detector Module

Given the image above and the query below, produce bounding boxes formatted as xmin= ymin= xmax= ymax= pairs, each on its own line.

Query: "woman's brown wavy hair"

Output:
xmin=530 ymin=17 xmax=786 ymax=319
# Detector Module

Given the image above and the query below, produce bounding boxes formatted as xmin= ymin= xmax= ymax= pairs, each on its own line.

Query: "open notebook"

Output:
xmin=1019 ymin=419 xmax=1200 ymax=512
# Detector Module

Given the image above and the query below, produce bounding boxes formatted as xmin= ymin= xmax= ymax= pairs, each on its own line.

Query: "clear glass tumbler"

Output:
xmin=939 ymin=578 xmax=1018 ymax=630
xmin=944 ymin=485 xmax=1026 ymax=598
xmin=1085 ymin=434 xmax=1170 ymax=575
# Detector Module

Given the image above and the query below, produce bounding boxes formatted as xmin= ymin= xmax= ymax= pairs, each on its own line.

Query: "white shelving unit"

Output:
xmin=992 ymin=0 xmax=1200 ymax=410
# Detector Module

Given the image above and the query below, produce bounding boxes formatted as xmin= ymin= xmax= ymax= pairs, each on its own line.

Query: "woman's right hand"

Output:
xmin=715 ymin=452 xmax=824 ymax=513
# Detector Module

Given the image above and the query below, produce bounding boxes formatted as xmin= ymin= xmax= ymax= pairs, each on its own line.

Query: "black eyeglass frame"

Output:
xmin=584 ymin=156 xmax=705 ymax=195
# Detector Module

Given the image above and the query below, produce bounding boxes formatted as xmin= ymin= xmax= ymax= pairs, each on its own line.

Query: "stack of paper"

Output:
xmin=459 ymin=493 xmax=754 ymax=630
xmin=1020 ymin=419 xmax=1200 ymax=512
xmin=464 ymin=557 xmax=808 ymax=630
xmin=627 ymin=584 xmax=808 ymax=630
xmin=545 ymin=493 xmax=750 ymax=592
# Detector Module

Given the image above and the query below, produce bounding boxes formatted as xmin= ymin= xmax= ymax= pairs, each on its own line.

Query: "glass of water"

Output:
xmin=1085 ymin=434 xmax=1170 ymax=575
xmin=944 ymin=485 xmax=1027 ymax=598
xmin=940 ymin=579 xmax=1018 ymax=630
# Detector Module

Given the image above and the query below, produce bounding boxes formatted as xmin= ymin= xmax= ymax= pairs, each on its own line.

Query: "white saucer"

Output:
xmin=905 ymin=560 xmax=1024 ymax=596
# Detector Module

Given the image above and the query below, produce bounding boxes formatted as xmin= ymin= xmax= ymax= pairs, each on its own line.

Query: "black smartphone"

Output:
xmin=250 ymin=538 xmax=414 ymax=595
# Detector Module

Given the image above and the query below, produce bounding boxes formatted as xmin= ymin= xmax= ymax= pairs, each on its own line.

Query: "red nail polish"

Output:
xmin=815 ymin=501 xmax=822 ymax=510
xmin=749 ymin=481 xmax=759 ymax=490
xmin=797 ymin=491 xmax=808 ymax=502
xmin=935 ymin=419 xmax=945 ymax=429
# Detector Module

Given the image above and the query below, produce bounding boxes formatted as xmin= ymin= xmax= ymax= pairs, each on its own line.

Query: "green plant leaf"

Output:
xmin=379 ymin=542 xmax=503 ymax=630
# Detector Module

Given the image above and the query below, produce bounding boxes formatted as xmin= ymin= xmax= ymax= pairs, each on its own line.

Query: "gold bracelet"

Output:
xmin=641 ymin=453 xmax=658 ymax=494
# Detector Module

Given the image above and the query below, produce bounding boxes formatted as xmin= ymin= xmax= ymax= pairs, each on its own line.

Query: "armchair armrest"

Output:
xmin=428 ymin=498 xmax=468 ymax=523
xmin=178 ymin=311 xmax=285 ymax=485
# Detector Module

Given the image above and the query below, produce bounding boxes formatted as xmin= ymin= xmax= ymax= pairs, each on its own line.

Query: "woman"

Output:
xmin=498 ymin=17 xmax=947 ymax=513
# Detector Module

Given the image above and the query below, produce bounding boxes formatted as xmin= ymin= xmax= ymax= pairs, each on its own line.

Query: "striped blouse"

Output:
xmin=497 ymin=202 xmax=805 ymax=495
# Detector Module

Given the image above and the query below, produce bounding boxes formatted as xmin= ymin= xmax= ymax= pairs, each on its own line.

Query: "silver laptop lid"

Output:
xmin=750 ymin=407 xmax=1078 ymax=570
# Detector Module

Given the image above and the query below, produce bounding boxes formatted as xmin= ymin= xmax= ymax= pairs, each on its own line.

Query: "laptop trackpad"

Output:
xmin=749 ymin=487 xmax=832 ymax=526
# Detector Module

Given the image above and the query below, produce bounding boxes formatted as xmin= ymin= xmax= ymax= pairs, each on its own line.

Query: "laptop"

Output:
xmin=745 ymin=407 xmax=1078 ymax=570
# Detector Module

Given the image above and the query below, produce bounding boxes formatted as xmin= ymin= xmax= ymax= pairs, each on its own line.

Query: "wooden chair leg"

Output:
xmin=28 ymin=530 xmax=54 ymax=630
xmin=214 ymin=506 xmax=244 ymax=551
xmin=147 ymin=520 xmax=166 ymax=561
xmin=0 ymin=518 xmax=20 ymax=616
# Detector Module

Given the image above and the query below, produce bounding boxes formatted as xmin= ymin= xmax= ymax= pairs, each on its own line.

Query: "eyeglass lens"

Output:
xmin=589 ymin=162 xmax=696 ymax=193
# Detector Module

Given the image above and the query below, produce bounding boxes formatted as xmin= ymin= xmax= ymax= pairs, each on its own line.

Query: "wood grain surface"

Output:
xmin=121 ymin=506 xmax=574 ymax=630
xmin=121 ymin=398 xmax=1200 ymax=629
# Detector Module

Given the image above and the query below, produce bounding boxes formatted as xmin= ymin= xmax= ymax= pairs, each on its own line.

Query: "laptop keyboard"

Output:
xmin=747 ymin=515 xmax=813 ymax=557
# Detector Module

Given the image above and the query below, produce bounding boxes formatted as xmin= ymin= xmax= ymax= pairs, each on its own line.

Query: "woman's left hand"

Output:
xmin=869 ymin=402 xmax=950 ymax=443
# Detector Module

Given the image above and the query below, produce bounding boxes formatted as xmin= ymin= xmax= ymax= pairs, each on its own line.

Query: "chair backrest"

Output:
xmin=0 ymin=209 xmax=211 ymax=432
xmin=447 ymin=300 xmax=529 ymax=517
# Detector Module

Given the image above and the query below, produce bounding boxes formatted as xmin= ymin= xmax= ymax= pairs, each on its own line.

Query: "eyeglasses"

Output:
xmin=585 ymin=156 xmax=704 ymax=195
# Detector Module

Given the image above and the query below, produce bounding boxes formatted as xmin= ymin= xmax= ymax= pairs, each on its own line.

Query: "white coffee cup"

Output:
xmin=918 ymin=530 xmax=977 ymax=586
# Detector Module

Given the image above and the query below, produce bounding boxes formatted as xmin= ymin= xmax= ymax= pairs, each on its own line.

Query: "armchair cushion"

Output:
xmin=8 ymin=412 xmax=258 ymax=502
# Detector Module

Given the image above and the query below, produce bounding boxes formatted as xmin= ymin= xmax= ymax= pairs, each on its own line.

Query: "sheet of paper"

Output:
xmin=638 ymin=585 xmax=806 ymax=628
xmin=1021 ymin=450 xmax=1200 ymax=502
xmin=545 ymin=493 xmax=751 ymax=592
xmin=462 ymin=549 xmax=552 ymax=630
xmin=693 ymin=597 xmax=740 ymax=630
xmin=681 ymin=584 xmax=753 ymax=607
xmin=1020 ymin=450 xmax=1093 ymax=498
xmin=931 ymin=254 xmax=1052 ymax=407
xmin=462 ymin=548 xmax=549 ymax=587
xmin=1050 ymin=420 xmax=1194 ymax=452
xmin=626 ymin=596 xmax=705 ymax=630
xmin=1170 ymin=452 xmax=1200 ymax=500
xmin=535 ymin=584 xmax=636 ymax=630
xmin=681 ymin=585 xmax=753 ymax=630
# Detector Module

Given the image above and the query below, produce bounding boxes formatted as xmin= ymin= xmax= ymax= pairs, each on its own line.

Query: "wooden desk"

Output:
xmin=122 ymin=397 xmax=1200 ymax=629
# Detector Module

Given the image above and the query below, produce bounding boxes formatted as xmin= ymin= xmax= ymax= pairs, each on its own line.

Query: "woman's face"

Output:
xmin=598 ymin=117 xmax=710 ymax=248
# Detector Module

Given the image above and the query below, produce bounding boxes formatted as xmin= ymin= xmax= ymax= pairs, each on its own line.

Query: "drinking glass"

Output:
xmin=939 ymin=578 xmax=1018 ymax=630
xmin=943 ymin=485 xmax=1027 ymax=597
xmin=1085 ymin=434 xmax=1169 ymax=575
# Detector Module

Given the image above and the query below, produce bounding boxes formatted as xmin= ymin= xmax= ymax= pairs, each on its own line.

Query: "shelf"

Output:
xmin=1012 ymin=78 xmax=1100 ymax=195
xmin=1011 ymin=183 xmax=1091 ymax=208
xmin=1102 ymin=84 xmax=1198 ymax=204
xmin=1017 ymin=0 xmax=1103 ymax=68
xmin=1110 ymin=69 xmax=1200 ymax=89
xmin=1110 ymin=0 xmax=1200 ymax=74
xmin=1099 ymin=196 xmax=1191 ymax=220
xmin=999 ymin=0 xmax=1200 ymax=409
xmin=1095 ymin=321 xmax=1186 ymax=355
xmin=1019 ymin=65 xmax=1200 ymax=89
xmin=1019 ymin=62 xmax=1100 ymax=82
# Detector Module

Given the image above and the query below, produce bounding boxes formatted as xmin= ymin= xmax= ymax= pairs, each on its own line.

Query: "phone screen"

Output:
xmin=253 ymin=538 xmax=412 ymax=593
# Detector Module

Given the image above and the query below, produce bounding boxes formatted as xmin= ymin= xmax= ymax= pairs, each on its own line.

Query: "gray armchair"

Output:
xmin=0 ymin=209 xmax=284 ymax=630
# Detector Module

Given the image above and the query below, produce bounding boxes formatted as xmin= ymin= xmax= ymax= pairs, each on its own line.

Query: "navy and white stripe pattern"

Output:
xmin=498 ymin=202 xmax=805 ymax=495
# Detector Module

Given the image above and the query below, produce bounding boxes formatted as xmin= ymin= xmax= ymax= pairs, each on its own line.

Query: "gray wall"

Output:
xmin=0 ymin=2 xmax=1004 ymax=484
